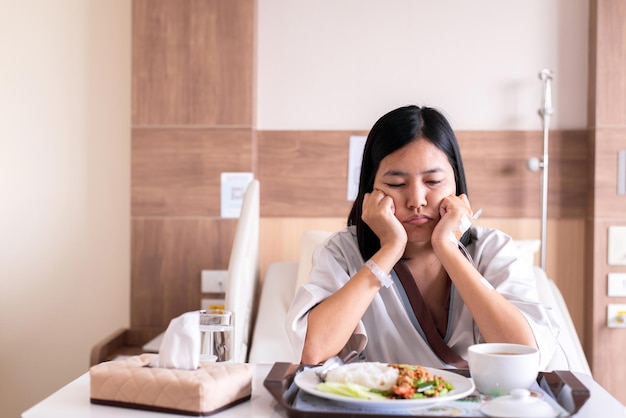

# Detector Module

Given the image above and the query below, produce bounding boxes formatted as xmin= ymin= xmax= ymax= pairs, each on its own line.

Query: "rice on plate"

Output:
xmin=325 ymin=362 xmax=399 ymax=391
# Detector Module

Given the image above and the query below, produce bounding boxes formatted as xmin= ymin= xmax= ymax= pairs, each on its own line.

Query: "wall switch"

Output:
xmin=608 ymin=273 xmax=626 ymax=297
xmin=607 ymin=304 xmax=626 ymax=328
xmin=608 ymin=226 xmax=626 ymax=265
xmin=201 ymin=270 xmax=228 ymax=293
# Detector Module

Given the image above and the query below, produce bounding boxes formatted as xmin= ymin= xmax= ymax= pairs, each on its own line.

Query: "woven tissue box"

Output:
xmin=90 ymin=353 xmax=254 ymax=416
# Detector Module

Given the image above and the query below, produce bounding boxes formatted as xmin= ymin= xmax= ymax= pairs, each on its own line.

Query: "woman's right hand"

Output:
xmin=362 ymin=189 xmax=407 ymax=257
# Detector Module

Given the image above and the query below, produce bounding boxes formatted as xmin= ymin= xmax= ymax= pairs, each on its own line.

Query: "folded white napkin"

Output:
xmin=151 ymin=311 xmax=200 ymax=370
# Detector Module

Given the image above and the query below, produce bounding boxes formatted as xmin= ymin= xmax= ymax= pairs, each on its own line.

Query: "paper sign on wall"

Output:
xmin=220 ymin=172 xmax=254 ymax=218
xmin=347 ymin=135 xmax=367 ymax=201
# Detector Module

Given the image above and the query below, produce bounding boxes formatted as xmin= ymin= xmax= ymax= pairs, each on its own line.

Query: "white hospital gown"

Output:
xmin=285 ymin=225 xmax=560 ymax=370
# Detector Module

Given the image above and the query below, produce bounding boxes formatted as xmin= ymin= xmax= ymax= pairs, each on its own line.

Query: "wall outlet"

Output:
xmin=607 ymin=304 xmax=626 ymax=328
xmin=608 ymin=273 xmax=626 ymax=297
xmin=201 ymin=270 xmax=228 ymax=293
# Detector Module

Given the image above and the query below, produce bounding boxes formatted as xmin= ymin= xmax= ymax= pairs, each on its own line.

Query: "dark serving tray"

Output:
xmin=263 ymin=362 xmax=590 ymax=418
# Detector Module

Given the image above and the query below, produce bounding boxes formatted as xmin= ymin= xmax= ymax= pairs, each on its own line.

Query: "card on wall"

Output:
xmin=221 ymin=172 xmax=254 ymax=218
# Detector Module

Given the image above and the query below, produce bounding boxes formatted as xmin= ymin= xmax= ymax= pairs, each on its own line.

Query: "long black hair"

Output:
xmin=347 ymin=105 xmax=471 ymax=260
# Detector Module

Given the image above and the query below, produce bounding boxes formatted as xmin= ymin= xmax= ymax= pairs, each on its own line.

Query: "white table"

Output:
xmin=22 ymin=364 xmax=625 ymax=418
xmin=22 ymin=364 xmax=279 ymax=418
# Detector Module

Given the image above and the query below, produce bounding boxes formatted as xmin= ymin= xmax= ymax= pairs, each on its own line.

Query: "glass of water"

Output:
xmin=199 ymin=309 xmax=233 ymax=362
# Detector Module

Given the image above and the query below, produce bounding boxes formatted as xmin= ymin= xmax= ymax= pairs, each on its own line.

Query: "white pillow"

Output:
xmin=294 ymin=230 xmax=334 ymax=296
xmin=513 ymin=239 xmax=541 ymax=266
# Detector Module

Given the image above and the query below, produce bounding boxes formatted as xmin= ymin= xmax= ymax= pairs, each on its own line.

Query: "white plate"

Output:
xmin=294 ymin=364 xmax=475 ymax=410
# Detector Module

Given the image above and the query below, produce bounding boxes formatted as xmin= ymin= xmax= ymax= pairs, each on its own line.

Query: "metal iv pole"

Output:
xmin=527 ymin=69 xmax=554 ymax=271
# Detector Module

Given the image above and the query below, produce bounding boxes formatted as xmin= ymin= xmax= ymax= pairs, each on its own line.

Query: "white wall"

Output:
xmin=257 ymin=0 xmax=589 ymax=131
xmin=0 ymin=1 xmax=130 ymax=417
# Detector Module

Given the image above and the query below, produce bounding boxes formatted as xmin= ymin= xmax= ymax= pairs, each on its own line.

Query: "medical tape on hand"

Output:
xmin=459 ymin=214 xmax=472 ymax=235
xmin=448 ymin=214 xmax=473 ymax=244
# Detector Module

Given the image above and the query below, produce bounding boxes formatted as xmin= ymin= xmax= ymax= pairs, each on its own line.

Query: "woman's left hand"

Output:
xmin=431 ymin=194 xmax=474 ymax=250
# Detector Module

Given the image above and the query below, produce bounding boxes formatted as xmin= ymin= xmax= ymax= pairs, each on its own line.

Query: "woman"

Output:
xmin=286 ymin=105 xmax=559 ymax=369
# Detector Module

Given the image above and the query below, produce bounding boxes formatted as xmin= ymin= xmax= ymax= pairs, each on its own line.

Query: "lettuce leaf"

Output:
xmin=316 ymin=382 xmax=388 ymax=400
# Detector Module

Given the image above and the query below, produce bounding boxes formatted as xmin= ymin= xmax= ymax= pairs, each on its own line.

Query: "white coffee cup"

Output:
xmin=468 ymin=343 xmax=540 ymax=396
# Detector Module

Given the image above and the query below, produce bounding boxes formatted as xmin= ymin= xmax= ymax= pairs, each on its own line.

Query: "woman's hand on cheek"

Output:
xmin=362 ymin=190 xmax=407 ymax=248
xmin=431 ymin=194 xmax=473 ymax=249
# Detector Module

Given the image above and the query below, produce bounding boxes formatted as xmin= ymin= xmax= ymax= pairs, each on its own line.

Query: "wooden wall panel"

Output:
xmin=596 ymin=0 xmax=626 ymax=127
xmin=130 ymin=0 xmax=256 ymax=333
xmin=258 ymin=130 xmax=589 ymax=218
xmin=132 ymin=128 xmax=253 ymax=216
xmin=458 ymin=130 xmax=588 ymax=218
xmin=131 ymin=218 xmax=236 ymax=329
xmin=132 ymin=0 xmax=254 ymax=126
xmin=546 ymin=219 xmax=586 ymax=344
xmin=257 ymin=131 xmax=363 ymax=217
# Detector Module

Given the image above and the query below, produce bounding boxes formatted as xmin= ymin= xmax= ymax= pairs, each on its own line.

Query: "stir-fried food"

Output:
xmin=385 ymin=363 xmax=454 ymax=399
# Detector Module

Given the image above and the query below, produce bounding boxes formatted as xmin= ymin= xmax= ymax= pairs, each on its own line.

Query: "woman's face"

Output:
xmin=373 ymin=138 xmax=457 ymax=243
